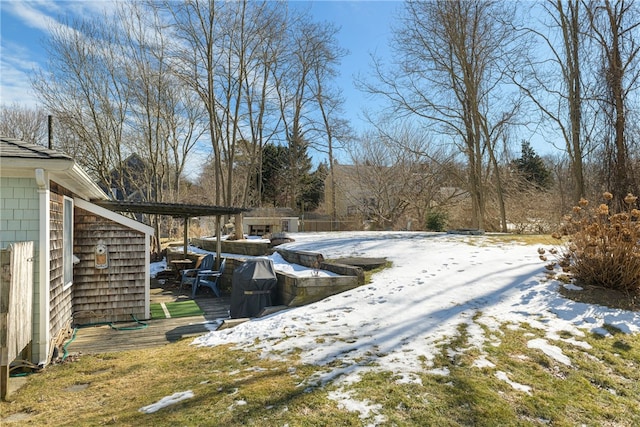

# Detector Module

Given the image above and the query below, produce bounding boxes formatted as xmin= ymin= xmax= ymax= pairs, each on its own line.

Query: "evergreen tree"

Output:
xmin=513 ymin=141 xmax=552 ymax=189
xmin=285 ymin=131 xmax=314 ymax=211
xmin=261 ymin=143 xmax=289 ymax=206
xmin=300 ymin=161 xmax=328 ymax=212
xmin=260 ymin=142 xmax=325 ymax=211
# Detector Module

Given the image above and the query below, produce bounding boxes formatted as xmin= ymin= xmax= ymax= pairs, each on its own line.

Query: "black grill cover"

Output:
xmin=230 ymin=258 xmax=278 ymax=318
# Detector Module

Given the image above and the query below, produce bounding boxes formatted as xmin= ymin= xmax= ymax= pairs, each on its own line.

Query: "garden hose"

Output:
xmin=74 ymin=313 xmax=148 ymax=331
xmin=8 ymin=359 xmax=42 ymax=377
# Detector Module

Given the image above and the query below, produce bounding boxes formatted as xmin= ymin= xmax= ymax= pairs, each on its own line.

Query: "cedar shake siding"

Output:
xmin=73 ymin=207 xmax=147 ymax=324
xmin=49 ymin=190 xmax=72 ymax=345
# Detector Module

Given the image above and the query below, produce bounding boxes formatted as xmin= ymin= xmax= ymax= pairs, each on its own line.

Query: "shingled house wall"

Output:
xmin=49 ymin=186 xmax=72 ymax=348
xmin=72 ymin=207 xmax=148 ymax=324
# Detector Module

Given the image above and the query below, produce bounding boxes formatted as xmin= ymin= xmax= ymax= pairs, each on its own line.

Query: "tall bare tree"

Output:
xmin=513 ymin=0 xmax=590 ymax=203
xmin=310 ymin=29 xmax=350 ymax=222
xmin=361 ymin=0 xmax=522 ymax=230
xmin=165 ymin=0 xmax=224 ymax=205
xmin=166 ymin=0 xmax=292 ymax=210
xmin=34 ymin=14 xmax=132 ymax=194
xmin=272 ymin=14 xmax=346 ymax=212
xmin=118 ymin=2 xmax=205 ymax=202
xmin=238 ymin=6 xmax=287 ymax=208
xmin=585 ymin=0 xmax=640 ymax=209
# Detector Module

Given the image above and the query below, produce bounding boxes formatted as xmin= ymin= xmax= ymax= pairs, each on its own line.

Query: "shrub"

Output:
xmin=540 ymin=192 xmax=640 ymax=298
xmin=425 ymin=210 xmax=448 ymax=232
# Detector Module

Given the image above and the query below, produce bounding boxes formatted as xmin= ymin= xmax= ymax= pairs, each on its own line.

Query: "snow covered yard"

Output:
xmin=4 ymin=231 xmax=639 ymax=425
xmin=183 ymin=231 xmax=640 ymax=422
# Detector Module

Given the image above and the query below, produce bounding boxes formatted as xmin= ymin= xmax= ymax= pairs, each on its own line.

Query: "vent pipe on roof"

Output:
xmin=48 ymin=115 xmax=53 ymax=149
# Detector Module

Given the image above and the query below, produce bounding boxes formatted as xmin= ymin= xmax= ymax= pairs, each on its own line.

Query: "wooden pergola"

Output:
xmin=94 ymin=200 xmax=249 ymax=265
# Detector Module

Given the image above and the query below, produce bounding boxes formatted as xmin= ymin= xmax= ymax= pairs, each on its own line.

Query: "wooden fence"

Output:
xmin=298 ymin=220 xmax=362 ymax=232
xmin=1 ymin=241 xmax=34 ymax=400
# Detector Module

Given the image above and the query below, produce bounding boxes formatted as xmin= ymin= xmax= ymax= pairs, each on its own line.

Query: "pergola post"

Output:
xmin=235 ymin=213 xmax=244 ymax=240
xmin=215 ymin=215 xmax=222 ymax=269
xmin=183 ymin=216 xmax=189 ymax=257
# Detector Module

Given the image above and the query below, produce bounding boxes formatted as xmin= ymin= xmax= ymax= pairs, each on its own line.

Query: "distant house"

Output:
xmin=324 ymin=164 xmax=469 ymax=230
xmin=324 ymin=164 xmax=377 ymax=219
xmin=0 ymin=137 xmax=153 ymax=370
xmin=102 ymin=153 xmax=151 ymax=201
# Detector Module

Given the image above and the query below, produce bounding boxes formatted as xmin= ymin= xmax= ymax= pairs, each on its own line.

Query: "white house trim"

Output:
xmin=35 ymin=169 xmax=51 ymax=366
xmin=74 ymin=199 xmax=154 ymax=235
xmin=0 ymin=160 xmax=107 ymax=201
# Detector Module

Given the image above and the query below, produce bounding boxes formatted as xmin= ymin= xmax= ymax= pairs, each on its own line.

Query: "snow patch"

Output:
xmin=527 ymin=338 xmax=572 ymax=366
xmin=139 ymin=390 xmax=194 ymax=414
xmin=495 ymin=371 xmax=532 ymax=395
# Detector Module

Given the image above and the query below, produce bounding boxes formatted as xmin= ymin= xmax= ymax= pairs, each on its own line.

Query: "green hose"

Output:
xmin=8 ymin=315 xmax=149 ymax=373
xmin=60 ymin=326 xmax=79 ymax=362
xmin=74 ymin=314 xmax=148 ymax=331
xmin=110 ymin=314 xmax=148 ymax=331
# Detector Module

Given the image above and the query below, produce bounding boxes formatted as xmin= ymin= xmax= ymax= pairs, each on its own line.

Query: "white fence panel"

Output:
xmin=1 ymin=241 xmax=34 ymax=399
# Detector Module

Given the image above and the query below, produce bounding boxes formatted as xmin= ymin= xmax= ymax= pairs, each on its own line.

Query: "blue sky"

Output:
xmin=1 ymin=0 xmax=563 ymax=163
xmin=0 ymin=0 xmax=402 ymax=135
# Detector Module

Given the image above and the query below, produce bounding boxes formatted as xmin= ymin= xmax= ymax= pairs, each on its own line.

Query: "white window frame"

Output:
xmin=63 ymin=196 xmax=74 ymax=290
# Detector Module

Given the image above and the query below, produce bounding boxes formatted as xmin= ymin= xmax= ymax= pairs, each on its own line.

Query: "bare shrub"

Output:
xmin=541 ymin=192 xmax=640 ymax=298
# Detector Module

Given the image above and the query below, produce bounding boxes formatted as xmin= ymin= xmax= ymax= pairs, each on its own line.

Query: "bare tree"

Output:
xmin=513 ymin=0 xmax=590 ymax=203
xmin=238 ymin=6 xmax=287 ymax=208
xmin=118 ymin=2 xmax=206 ymax=252
xmin=310 ymin=32 xmax=351 ymax=222
xmin=585 ymin=0 xmax=640 ymax=209
xmin=0 ymin=104 xmax=49 ymax=145
xmin=272 ymin=14 xmax=346 ymax=212
xmin=344 ymin=124 xmax=454 ymax=230
xmin=345 ymin=134 xmax=410 ymax=229
xmin=33 ymin=14 xmax=131 ymax=194
xmin=117 ymin=2 xmax=205 ymax=203
xmin=32 ymin=4 xmax=207 ymax=250
xmin=360 ymin=0 xmax=522 ymax=230
xmin=165 ymin=0 xmax=224 ymax=205
xmin=166 ymin=0 xmax=295 ymax=215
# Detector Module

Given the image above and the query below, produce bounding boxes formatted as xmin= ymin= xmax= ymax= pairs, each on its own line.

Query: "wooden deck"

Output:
xmin=66 ymin=279 xmax=231 ymax=355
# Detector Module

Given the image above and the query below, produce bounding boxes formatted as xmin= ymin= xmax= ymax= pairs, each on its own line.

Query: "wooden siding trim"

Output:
xmin=74 ymin=199 xmax=153 ymax=235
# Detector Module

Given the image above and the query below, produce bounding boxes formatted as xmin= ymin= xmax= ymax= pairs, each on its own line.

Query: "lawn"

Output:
xmin=1 ymin=319 xmax=638 ymax=426
xmin=2 ymin=233 xmax=639 ymax=425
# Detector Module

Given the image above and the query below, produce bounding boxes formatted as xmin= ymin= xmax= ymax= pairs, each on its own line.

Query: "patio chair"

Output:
xmin=191 ymin=257 xmax=226 ymax=299
xmin=180 ymin=254 xmax=214 ymax=293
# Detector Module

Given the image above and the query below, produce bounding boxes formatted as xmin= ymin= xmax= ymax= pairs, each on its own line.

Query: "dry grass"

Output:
xmin=558 ymin=284 xmax=640 ymax=311
xmin=1 ymin=341 xmax=350 ymax=426
xmin=3 ymin=320 xmax=639 ymax=426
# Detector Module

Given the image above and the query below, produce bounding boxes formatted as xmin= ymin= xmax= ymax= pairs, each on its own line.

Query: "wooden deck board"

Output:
xmin=66 ymin=295 xmax=231 ymax=355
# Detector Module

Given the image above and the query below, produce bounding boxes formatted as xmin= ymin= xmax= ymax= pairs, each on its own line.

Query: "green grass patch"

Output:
xmin=150 ymin=301 xmax=204 ymax=319
xmin=364 ymin=261 xmax=393 ymax=284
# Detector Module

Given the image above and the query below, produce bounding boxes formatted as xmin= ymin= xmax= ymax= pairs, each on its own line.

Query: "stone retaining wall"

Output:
xmin=276 ymin=248 xmax=365 ymax=285
xmin=167 ymin=246 xmax=365 ymax=309
xmin=190 ymin=238 xmax=271 ymax=256
xmin=276 ymin=272 xmax=359 ymax=307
